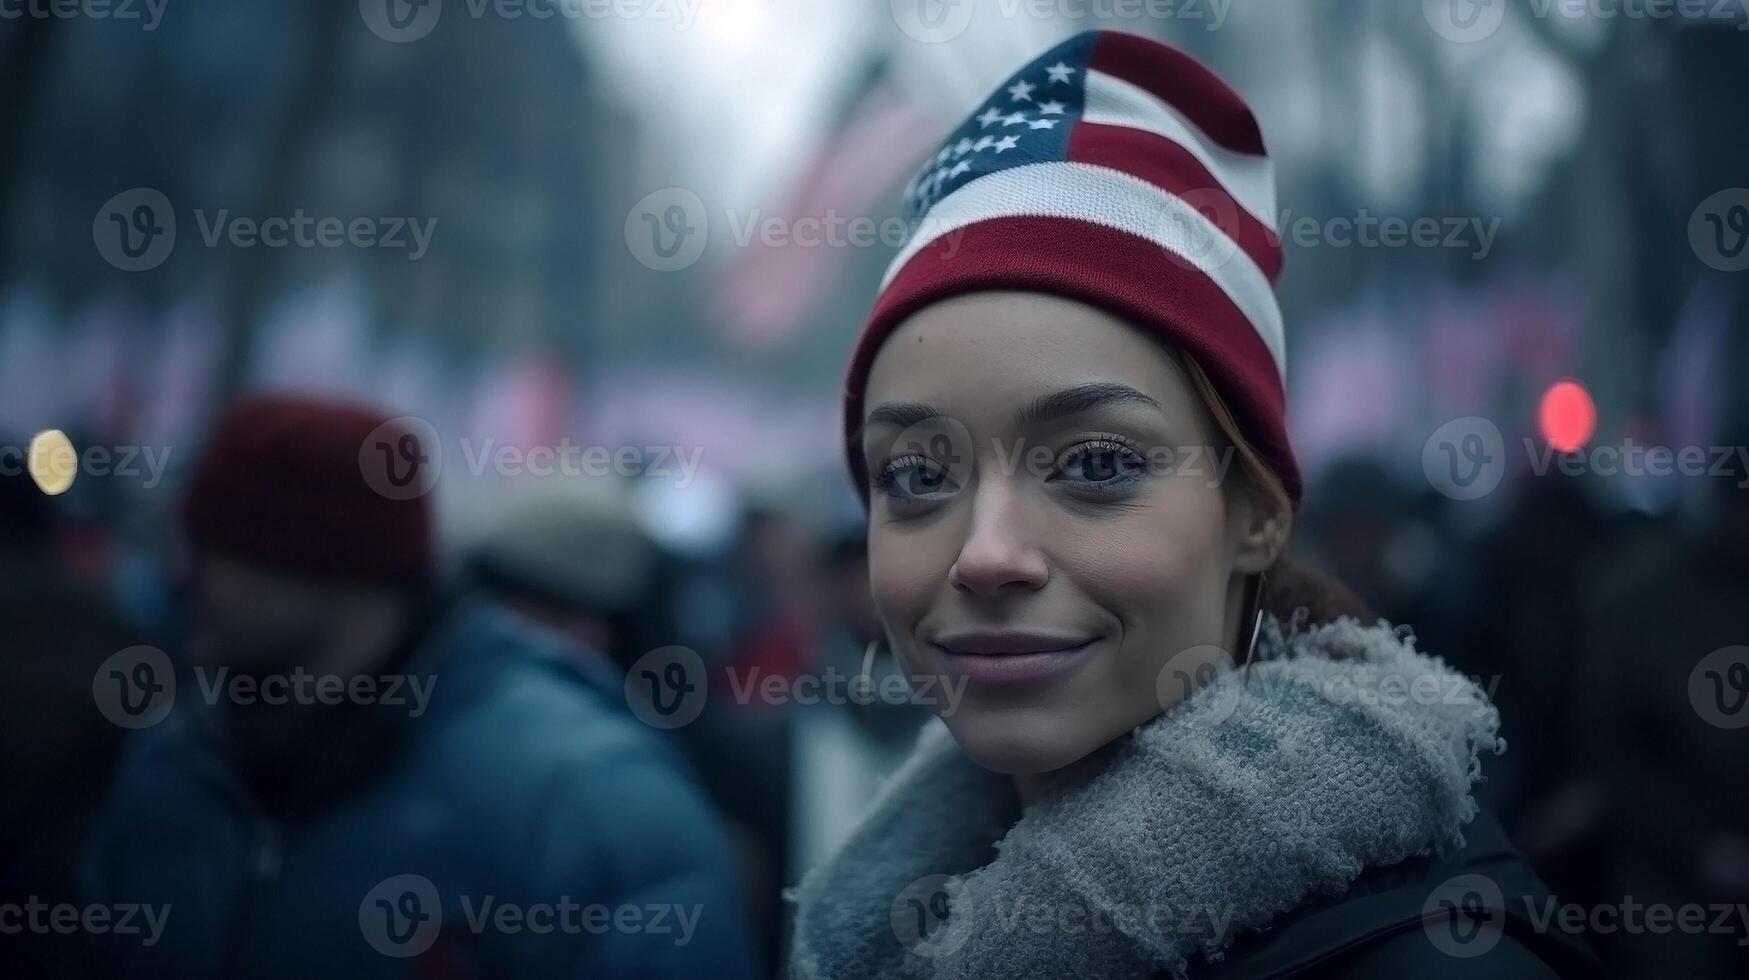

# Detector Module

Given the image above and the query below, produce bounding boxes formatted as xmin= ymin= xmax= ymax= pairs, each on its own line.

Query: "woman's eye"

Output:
xmin=876 ymin=454 xmax=960 ymax=500
xmin=1055 ymin=441 xmax=1146 ymax=486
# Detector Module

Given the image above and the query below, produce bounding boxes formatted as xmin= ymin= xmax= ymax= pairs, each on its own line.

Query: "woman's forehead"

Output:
xmin=864 ymin=293 xmax=1195 ymax=417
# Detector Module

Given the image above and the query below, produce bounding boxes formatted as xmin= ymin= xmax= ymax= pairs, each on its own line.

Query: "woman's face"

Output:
xmin=861 ymin=291 xmax=1280 ymax=776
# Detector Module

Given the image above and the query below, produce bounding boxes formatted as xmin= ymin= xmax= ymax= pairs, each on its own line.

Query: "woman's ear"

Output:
xmin=1232 ymin=489 xmax=1292 ymax=575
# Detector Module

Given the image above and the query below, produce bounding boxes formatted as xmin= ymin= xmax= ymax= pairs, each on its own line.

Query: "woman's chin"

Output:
xmin=941 ymin=712 xmax=1096 ymax=776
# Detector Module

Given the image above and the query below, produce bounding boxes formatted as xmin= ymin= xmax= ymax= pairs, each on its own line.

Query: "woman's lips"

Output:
xmin=931 ymin=633 xmax=1099 ymax=684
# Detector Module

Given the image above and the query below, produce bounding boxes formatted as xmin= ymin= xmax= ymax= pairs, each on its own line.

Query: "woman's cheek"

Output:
xmin=867 ymin=529 xmax=941 ymax=645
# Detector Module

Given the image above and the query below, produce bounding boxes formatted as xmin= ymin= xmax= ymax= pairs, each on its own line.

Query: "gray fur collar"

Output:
xmin=787 ymin=616 xmax=1503 ymax=980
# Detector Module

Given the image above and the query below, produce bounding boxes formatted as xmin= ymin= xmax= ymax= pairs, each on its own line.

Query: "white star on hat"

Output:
xmin=948 ymin=160 xmax=972 ymax=177
xmin=976 ymin=106 xmax=1005 ymax=128
xmin=1045 ymin=61 xmax=1077 ymax=84
xmin=1007 ymin=79 xmax=1037 ymax=103
xmin=1027 ymin=118 xmax=1057 ymax=130
xmin=1038 ymin=100 xmax=1067 ymax=115
xmin=1002 ymin=112 xmax=1028 ymax=127
xmin=993 ymin=135 xmax=1021 ymax=153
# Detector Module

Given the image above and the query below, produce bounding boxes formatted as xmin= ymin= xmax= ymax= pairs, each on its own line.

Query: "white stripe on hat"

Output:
xmin=882 ymin=161 xmax=1286 ymax=381
xmin=1082 ymin=69 xmax=1278 ymax=230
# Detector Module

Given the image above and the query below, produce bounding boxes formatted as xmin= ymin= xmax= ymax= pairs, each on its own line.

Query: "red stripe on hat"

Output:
xmin=1088 ymin=32 xmax=1267 ymax=157
xmin=846 ymin=215 xmax=1298 ymax=502
xmin=1067 ymin=121 xmax=1284 ymax=282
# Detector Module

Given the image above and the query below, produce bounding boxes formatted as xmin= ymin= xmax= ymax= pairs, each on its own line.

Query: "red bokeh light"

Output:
xmin=1538 ymin=379 xmax=1596 ymax=453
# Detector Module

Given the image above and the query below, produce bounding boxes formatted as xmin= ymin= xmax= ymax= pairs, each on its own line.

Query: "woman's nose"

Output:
xmin=946 ymin=480 xmax=1048 ymax=596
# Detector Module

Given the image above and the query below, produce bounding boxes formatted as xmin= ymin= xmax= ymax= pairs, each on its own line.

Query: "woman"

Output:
xmin=789 ymin=31 xmax=1593 ymax=979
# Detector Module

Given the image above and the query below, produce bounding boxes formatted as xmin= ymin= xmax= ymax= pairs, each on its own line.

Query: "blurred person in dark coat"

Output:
xmin=1572 ymin=427 xmax=1749 ymax=979
xmin=0 ymin=441 xmax=140 ymax=979
xmin=78 ymin=395 xmax=756 ymax=979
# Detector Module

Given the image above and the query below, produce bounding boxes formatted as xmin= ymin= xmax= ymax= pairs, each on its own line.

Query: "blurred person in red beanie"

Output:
xmin=78 ymin=393 xmax=758 ymax=980
xmin=175 ymin=396 xmax=439 ymax=809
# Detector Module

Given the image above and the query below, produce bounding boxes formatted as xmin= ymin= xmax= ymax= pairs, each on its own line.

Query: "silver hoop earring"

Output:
xmin=856 ymin=639 xmax=881 ymax=698
xmin=1242 ymin=572 xmax=1267 ymax=667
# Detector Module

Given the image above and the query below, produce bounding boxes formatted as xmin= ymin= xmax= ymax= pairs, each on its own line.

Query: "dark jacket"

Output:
xmin=79 ymin=598 xmax=757 ymax=979
xmin=1192 ymin=809 xmax=1597 ymax=979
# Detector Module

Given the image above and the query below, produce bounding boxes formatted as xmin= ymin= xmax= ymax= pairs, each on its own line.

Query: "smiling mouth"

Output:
xmin=931 ymin=634 xmax=1100 ymax=684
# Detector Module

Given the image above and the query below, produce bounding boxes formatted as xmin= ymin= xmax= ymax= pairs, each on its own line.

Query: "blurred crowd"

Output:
xmin=1 ymin=392 xmax=1746 ymax=977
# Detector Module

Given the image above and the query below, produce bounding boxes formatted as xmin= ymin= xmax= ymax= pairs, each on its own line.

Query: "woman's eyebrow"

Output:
xmin=1016 ymin=382 xmax=1163 ymax=426
xmin=863 ymin=402 xmax=942 ymax=429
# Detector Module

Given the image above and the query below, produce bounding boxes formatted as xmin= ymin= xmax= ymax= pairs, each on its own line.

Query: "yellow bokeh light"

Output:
xmin=28 ymin=429 xmax=77 ymax=496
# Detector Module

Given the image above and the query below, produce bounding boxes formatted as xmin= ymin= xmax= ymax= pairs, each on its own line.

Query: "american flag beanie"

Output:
xmin=843 ymin=30 xmax=1299 ymax=504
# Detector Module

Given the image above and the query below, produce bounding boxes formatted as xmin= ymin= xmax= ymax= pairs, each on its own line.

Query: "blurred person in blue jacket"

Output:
xmin=78 ymin=394 xmax=756 ymax=980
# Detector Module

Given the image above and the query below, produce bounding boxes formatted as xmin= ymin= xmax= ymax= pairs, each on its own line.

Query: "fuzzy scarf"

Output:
xmin=787 ymin=616 xmax=1504 ymax=980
